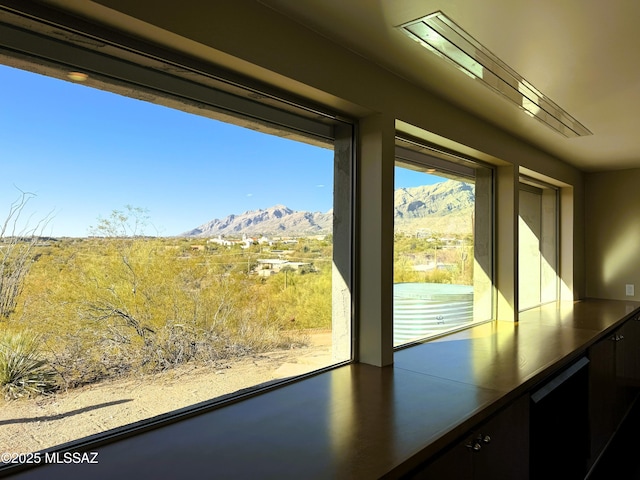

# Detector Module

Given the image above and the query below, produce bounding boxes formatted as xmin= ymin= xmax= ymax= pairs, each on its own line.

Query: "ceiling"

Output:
xmin=2 ymin=0 xmax=636 ymax=173
xmin=259 ymin=0 xmax=640 ymax=172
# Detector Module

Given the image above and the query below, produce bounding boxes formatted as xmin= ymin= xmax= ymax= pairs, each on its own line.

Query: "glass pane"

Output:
xmin=540 ymin=189 xmax=558 ymax=304
xmin=394 ymin=158 xmax=492 ymax=347
xmin=518 ymin=185 xmax=558 ymax=310
xmin=0 ymin=63 xmax=350 ymax=452
xmin=519 ymin=189 xmax=543 ymax=310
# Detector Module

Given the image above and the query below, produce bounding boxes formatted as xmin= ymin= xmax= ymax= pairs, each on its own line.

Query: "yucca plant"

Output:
xmin=0 ymin=332 xmax=58 ymax=399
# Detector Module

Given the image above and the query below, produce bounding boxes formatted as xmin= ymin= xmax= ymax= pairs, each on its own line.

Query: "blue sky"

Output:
xmin=1 ymin=64 xmax=437 ymax=237
xmin=395 ymin=167 xmax=442 ymax=189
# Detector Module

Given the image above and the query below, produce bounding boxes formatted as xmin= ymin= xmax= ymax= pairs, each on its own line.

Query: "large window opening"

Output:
xmin=0 ymin=20 xmax=352 ymax=456
xmin=518 ymin=178 xmax=558 ymax=311
xmin=393 ymin=140 xmax=493 ymax=347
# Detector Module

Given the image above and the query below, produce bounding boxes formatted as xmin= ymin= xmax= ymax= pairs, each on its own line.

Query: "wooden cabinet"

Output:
xmin=615 ymin=315 xmax=640 ymax=394
xmin=589 ymin=315 xmax=640 ymax=466
xmin=408 ymin=318 xmax=640 ymax=480
xmin=589 ymin=335 xmax=617 ymax=464
xmin=402 ymin=306 xmax=640 ymax=480
xmin=407 ymin=395 xmax=529 ymax=480
xmin=407 ymin=442 xmax=471 ymax=479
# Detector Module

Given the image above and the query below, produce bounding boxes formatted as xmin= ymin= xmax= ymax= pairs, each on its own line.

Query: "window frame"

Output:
xmin=0 ymin=7 xmax=356 ymax=460
xmin=392 ymin=136 xmax=496 ymax=347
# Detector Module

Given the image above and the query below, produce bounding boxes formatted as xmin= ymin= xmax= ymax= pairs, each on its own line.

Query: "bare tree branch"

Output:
xmin=0 ymin=191 xmax=52 ymax=318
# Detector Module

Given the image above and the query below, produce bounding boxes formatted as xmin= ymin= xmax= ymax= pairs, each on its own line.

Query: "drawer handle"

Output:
xmin=466 ymin=434 xmax=491 ymax=452
xmin=467 ymin=442 xmax=482 ymax=452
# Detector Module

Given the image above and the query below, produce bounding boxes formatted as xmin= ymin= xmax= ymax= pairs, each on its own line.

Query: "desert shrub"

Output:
xmin=48 ymin=330 xmax=133 ymax=389
xmin=0 ymin=331 xmax=58 ymax=399
xmin=136 ymin=322 xmax=213 ymax=371
xmin=13 ymin=233 xmax=323 ymax=388
xmin=139 ymin=312 xmax=307 ymax=372
xmin=424 ymin=268 xmax=454 ymax=284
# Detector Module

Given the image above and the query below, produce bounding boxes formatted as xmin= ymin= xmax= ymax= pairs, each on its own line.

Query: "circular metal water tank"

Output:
xmin=393 ymin=282 xmax=474 ymax=346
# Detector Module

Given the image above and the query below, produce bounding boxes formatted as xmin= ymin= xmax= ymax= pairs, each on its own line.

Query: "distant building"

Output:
xmin=257 ymin=236 xmax=273 ymax=246
xmin=256 ymin=259 xmax=290 ymax=271
xmin=207 ymin=236 xmax=233 ymax=246
xmin=255 ymin=258 xmax=311 ymax=276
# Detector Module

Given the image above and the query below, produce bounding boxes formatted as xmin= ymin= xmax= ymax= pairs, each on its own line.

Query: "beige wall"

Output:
xmin=586 ymin=169 xmax=640 ymax=300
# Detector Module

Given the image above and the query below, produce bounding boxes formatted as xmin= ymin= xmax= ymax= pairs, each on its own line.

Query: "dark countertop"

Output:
xmin=4 ymin=299 xmax=640 ymax=480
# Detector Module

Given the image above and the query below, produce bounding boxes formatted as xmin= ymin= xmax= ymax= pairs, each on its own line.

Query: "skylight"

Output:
xmin=399 ymin=11 xmax=591 ymax=138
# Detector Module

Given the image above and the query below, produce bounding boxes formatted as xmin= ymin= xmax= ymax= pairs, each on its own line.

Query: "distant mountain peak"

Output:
xmin=182 ymin=204 xmax=332 ymax=237
xmin=183 ymin=180 xmax=474 ymax=237
xmin=394 ymin=181 xmax=474 ymax=234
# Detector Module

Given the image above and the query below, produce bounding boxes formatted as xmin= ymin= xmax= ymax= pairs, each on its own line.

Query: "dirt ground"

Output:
xmin=1 ymin=332 xmax=332 ymax=453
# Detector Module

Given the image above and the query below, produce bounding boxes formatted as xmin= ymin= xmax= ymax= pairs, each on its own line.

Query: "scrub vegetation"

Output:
xmin=0 ymin=205 xmax=332 ymax=398
xmin=393 ymin=232 xmax=474 ymax=284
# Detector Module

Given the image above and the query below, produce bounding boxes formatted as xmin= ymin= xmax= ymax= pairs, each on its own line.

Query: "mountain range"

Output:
xmin=394 ymin=180 xmax=474 ymax=235
xmin=183 ymin=179 xmax=474 ymax=237
xmin=182 ymin=205 xmax=333 ymax=237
